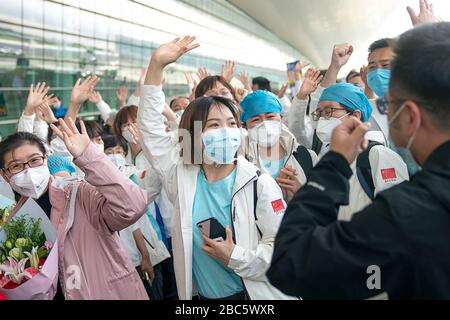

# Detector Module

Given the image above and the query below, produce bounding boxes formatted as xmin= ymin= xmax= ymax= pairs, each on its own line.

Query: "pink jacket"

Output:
xmin=13 ymin=143 xmax=149 ymax=300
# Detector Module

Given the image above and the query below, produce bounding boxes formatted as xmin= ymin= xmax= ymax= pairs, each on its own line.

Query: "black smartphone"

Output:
xmin=197 ymin=217 xmax=226 ymax=241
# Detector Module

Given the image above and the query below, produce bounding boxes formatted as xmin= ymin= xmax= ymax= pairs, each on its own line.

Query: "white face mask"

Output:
xmin=316 ymin=114 xmax=349 ymax=152
xmin=108 ymin=154 xmax=127 ymax=169
xmin=9 ymin=165 xmax=50 ymax=199
xmin=94 ymin=142 xmax=104 ymax=153
xmin=52 ymin=102 xmax=61 ymax=110
xmin=248 ymin=120 xmax=282 ymax=148
xmin=388 ymin=103 xmax=420 ymax=167
xmin=122 ymin=127 xmax=137 ymax=144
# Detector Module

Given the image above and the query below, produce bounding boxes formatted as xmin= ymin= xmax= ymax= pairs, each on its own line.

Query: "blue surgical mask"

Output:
xmin=202 ymin=127 xmax=241 ymax=165
xmin=367 ymin=69 xmax=391 ymax=98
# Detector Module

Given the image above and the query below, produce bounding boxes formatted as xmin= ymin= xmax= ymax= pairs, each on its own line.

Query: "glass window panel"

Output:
xmin=63 ymin=5 xmax=80 ymax=34
xmin=23 ymin=0 xmax=44 ymax=27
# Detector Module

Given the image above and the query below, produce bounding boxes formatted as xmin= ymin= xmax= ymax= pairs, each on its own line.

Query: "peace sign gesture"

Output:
xmin=50 ymin=117 xmax=91 ymax=158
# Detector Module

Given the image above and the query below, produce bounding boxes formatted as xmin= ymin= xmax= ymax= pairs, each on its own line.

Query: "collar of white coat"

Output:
xmin=365 ymin=130 xmax=387 ymax=145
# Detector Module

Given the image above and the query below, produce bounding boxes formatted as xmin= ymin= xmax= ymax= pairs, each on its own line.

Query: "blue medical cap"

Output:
xmin=319 ymin=83 xmax=373 ymax=122
xmin=240 ymin=90 xmax=282 ymax=123
xmin=47 ymin=155 xmax=76 ymax=175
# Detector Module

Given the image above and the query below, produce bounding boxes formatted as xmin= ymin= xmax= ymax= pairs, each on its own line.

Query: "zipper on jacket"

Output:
xmin=229 ymin=174 xmax=259 ymax=300
xmin=230 ymin=175 xmax=259 ymax=222
xmin=283 ymin=139 xmax=296 ymax=168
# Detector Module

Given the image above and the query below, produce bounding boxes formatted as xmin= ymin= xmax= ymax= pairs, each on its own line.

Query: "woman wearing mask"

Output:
xmin=103 ymin=135 xmax=171 ymax=300
xmin=0 ymin=118 xmax=148 ymax=300
xmin=112 ymin=106 xmax=145 ymax=168
xmin=137 ymin=36 xmax=296 ymax=300
xmin=112 ymin=106 xmax=178 ymax=300
xmin=285 ymin=82 xmax=409 ymax=221
xmin=239 ymin=90 xmax=318 ymax=202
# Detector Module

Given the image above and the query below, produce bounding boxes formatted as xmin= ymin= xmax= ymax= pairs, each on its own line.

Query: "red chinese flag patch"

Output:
xmin=271 ymin=199 xmax=285 ymax=214
xmin=381 ymin=168 xmax=397 ymax=181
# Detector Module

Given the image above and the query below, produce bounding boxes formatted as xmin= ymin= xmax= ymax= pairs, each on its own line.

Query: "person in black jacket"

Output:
xmin=267 ymin=22 xmax=450 ymax=299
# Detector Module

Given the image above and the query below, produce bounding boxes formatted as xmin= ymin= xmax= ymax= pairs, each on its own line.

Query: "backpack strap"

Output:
xmin=253 ymin=170 xmax=263 ymax=238
xmin=312 ymin=131 xmax=323 ymax=155
xmin=356 ymin=141 xmax=383 ymax=200
xmin=293 ymin=145 xmax=314 ymax=179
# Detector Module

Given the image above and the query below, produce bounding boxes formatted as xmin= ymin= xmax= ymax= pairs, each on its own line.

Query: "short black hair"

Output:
xmin=368 ymin=38 xmax=391 ymax=55
xmin=0 ymin=132 xmax=47 ymax=169
xmin=252 ymin=77 xmax=271 ymax=91
xmin=103 ymin=134 xmax=129 ymax=156
xmin=169 ymin=96 xmax=189 ymax=109
xmin=390 ymin=22 xmax=450 ymax=132
xmin=346 ymin=70 xmax=361 ymax=83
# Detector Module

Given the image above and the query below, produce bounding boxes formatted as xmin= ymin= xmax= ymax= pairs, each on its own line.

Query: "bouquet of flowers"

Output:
xmin=0 ymin=198 xmax=58 ymax=300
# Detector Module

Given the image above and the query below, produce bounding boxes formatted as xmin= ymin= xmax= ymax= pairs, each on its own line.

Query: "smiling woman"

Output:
xmin=0 ymin=120 xmax=150 ymax=300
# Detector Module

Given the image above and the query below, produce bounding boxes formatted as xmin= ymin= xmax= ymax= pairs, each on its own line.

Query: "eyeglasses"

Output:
xmin=376 ymin=97 xmax=434 ymax=115
xmin=3 ymin=156 xmax=46 ymax=175
xmin=311 ymin=107 xmax=350 ymax=121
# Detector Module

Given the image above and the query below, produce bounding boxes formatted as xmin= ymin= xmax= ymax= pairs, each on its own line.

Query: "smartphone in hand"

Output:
xmin=197 ymin=217 xmax=227 ymax=241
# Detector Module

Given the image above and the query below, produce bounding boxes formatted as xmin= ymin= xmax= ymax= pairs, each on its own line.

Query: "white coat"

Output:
xmin=137 ymin=84 xmax=297 ymax=300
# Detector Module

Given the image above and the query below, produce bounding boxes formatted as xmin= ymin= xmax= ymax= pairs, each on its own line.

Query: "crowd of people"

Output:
xmin=0 ymin=0 xmax=449 ymax=300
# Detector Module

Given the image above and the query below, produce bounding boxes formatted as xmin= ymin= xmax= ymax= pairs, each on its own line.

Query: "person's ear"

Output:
xmin=404 ymin=101 xmax=422 ymax=135
xmin=353 ymin=110 xmax=362 ymax=120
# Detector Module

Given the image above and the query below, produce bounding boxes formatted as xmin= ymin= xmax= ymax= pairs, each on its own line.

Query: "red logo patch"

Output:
xmin=271 ymin=199 xmax=285 ymax=214
xmin=381 ymin=168 xmax=397 ymax=181
xmin=140 ymin=170 xmax=147 ymax=180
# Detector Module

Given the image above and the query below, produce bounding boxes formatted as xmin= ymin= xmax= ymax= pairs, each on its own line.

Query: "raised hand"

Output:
xmin=297 ymin=68 xmax=323 ymax=100
xmin=24 ymin=82 xmax=50 ymax=116
xmin=116 ymin=85 xmax=128 ymax=108
xmin=407 ymin=0 xmax=438 ymax=26
xmin=197 ymin=67 xmax=210 ymax=82
xmin=296 ymin=61 xmax=310 ymax=72
xmin=128 ymin=122 xmax=141 ymax=145
xmin=239 ymin=71 xmax=251 ymax=91
xmin=183 ymin=71 xmax=198 ymax=101
xmin=151 ymin=36 xmax=199 ymax=68
xmin=221 ymin=60 xmax=235 ymax=82
xmin=36 ymin=95 xmax=58 ymax=124
xmin=88 ymin=91 xmax=103 ymax=104
xmin=331 ymin=43 xmax=354 ymax=69
xmin=235 ymin=87 xmax=249 ymax=102
xmin=50 ymin=117 xmax=91 ymax=158
xmin=71 ymin=76 xmax=100 ymax=106
xmin=147 ymin=36 xmax=200 ymax=86
xmin=278 ymin=83 xmax=289 ymax=99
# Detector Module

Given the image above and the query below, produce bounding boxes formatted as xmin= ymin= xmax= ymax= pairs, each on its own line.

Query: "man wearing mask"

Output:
xmin=267 ymin=22 xmax=450 ymax=299
xmin=291 ymin=82 xmax=408 ymax=220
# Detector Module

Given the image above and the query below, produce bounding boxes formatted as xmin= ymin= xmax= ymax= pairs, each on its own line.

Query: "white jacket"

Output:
xmin=338 ymin=131 xmax=409 ymax=221
xmin=125 ymin=150 xmax=175 ymax=238
xmin=17 ymin=112 xmax=49 ymax=142
xmin=137 ymin=85 xmax=297 ymax=300
xmin=243 ymin=125 xmax=318 ymax=186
